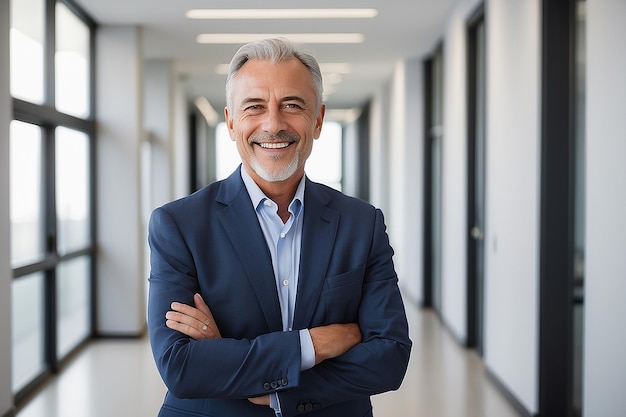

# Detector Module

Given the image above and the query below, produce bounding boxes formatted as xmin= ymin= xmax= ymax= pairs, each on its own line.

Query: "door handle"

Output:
xmin=470 ymin=226 xmax=484 ymax=241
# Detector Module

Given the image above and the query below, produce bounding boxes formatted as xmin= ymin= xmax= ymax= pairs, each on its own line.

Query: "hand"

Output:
xmin=248 ymin=395 xmax=270 ymax=406
xmin=165 ymin=293 xmax=221 ymax=339
xmin=309 ymin=323 xmax=362 ymax=364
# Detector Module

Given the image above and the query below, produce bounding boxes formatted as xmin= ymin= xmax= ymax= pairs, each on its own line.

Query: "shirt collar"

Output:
xmin=240 ymin=166 xmax=306 ymax=212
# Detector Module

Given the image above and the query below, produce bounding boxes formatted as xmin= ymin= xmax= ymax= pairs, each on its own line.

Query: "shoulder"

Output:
xmin=305 ymin=179 xmax=378 ymax=218
xmin=155 ymin=167 xmax=245 ymax=217
xmin=156 ymin=181 xmax=221 ymax=216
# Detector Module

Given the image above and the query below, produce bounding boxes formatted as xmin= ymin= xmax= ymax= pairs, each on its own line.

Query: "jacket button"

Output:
xmin=297 ymin=404 xmax=305 ymax=412
xmin=281 ymin=378 xmax=289 ymax=386
xmin=263 ymin=382 xmax=271 ymax=390
xmin=305 ymin=402 xmax=313 ymax=411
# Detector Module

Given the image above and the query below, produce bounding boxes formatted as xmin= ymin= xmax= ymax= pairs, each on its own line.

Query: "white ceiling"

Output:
xmin=73 ymin=0 xmax=457 ymax=113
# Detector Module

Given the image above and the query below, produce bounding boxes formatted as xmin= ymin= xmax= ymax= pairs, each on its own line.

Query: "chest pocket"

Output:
xmin=321 ymin=265 xmax=365 ymax=323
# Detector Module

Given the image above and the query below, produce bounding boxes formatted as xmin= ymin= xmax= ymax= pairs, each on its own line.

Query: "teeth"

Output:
xmin=260 ymin=142 xmax=290 ymax=149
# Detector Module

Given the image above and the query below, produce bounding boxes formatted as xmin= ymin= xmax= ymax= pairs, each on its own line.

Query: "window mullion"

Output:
xmin=44 ymin=0 xmax=56 ymax=107
xmin=43 ymin=124 xmax=59 ymax=372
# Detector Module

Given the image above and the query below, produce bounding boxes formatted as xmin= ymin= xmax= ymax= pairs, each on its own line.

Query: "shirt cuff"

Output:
xmin=299 ymin=329 xmax=315 ymax=371
xmin=270 ymin=393 xmax=282 ymax=416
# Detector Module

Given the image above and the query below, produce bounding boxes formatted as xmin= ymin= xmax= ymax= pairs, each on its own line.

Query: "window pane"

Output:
xmin=10 ymin=0 xmax=45 ymax=104
xmin=10 ymin=121 xmax=45 ymax=267
xmin=57 ymin=257 xmax=91 ymax=358
xmin=55 ymin=2 xmax=90 ymax=118
xmin=12 ymin=273 xmax=46 ymax=392
xmin=56 ymin=127 xmax=91 ymax=254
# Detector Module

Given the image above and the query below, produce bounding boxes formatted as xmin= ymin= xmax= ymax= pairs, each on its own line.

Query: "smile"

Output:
xmin=258 ymin=142 xmax=292 ymax=149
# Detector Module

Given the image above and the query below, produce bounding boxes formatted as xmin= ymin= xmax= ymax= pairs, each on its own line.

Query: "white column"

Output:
xmin=0 ymin=0 xmax=14 ymax=413
xmin=96 ymin=26 xmax=146 ymax=336
xmin=584 ymin=0 xmax=626 ymax=415
xmin=143 ymin=60 xmax=175 ymax=210
xmin=386 ymin=58 xmax=424 ymax=305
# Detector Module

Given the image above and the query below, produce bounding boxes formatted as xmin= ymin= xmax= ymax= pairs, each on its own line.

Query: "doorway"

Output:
xmin=466 ymin=6 xmax=486 ymax=354
xmin=423 ymin=44 xmax=444 ymax=315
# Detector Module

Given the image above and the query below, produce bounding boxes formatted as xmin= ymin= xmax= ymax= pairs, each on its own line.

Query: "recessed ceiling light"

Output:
xmin=186 ymin=9 xmax=378 ymax=20
xmin=194 ymin=97 xmax=220 ymax=127
xmin=197 ymin=33 xmax=364 ymax=44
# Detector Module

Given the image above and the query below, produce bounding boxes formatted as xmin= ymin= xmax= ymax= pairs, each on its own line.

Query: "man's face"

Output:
xmin=224 ymin=57 xmax=325 ymax=184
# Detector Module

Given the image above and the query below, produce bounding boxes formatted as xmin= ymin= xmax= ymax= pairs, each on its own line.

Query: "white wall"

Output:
xmin=96 ymin=26 xmax=146 ymax=336
xmin=143 ymin=60 xmax=175 ymax=210
xmin=173 ymin=76 xmax=190 ymax=200
xmin=439 ymin=1 xmax=473 ymax=342
xmin=387 ymin=59 xmax=424 ymax=304
xmin=484 ymin=0 xmax=541 ymax=413
xmin=0 ymin=0 xmax=14 ymax=414
xmin=584 ymin=1 xmax=626 ymax=415
xmin=369 ymin=81 xmax=391 ymax=212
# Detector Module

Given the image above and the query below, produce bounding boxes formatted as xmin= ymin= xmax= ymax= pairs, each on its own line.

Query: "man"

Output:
xmin=147 ymin=38 xmax=411 ymax=417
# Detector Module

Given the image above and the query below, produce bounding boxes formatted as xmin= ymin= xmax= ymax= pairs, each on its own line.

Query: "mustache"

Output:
xmin=248 ymin=131 xmax=300 ymax=145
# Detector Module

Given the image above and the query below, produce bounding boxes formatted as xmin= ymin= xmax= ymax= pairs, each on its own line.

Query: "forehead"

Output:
xmin=232 ymin=57 xmax=316 ymax=101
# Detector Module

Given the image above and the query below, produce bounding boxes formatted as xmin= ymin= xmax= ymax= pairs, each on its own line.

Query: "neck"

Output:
xmin=244 ymin=165 xmax=303 ymax=222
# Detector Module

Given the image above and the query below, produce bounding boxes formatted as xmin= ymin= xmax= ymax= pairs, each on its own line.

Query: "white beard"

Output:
xmin=250 ymin=153 xmax=300 ymax=182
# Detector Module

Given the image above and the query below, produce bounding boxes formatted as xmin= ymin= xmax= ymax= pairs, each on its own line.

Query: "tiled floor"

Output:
xmin=16 ymin=301 xmax=519 ymax=417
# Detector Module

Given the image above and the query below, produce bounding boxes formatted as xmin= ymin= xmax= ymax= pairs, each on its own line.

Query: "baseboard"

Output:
xmin=436 ymin=311 xmax=468 ymax=348
xmin=95 ymin=324 xmax=147 ymax=339
xmin=485 ymin=367 xmax=536 ymax=417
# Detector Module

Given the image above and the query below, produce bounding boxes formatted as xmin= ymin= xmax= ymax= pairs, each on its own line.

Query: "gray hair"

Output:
xmin=225 ymin=38 xmax=323 ymax=112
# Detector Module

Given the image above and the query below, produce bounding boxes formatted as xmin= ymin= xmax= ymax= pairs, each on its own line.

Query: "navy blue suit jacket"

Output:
xmin=147 ymin=167 xmax=411 ymax=417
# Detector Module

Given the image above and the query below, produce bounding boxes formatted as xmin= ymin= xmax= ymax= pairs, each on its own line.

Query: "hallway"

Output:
xmin=16 ymin=300 xmax=519 ymax=417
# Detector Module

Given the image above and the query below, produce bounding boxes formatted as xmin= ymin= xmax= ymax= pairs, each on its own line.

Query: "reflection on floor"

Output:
xmin=16 ymin=301 xmax=519 ymax=417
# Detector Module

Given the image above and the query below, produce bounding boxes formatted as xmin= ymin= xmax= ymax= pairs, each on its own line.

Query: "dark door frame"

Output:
xmin=466 ymin=3 xmax=485 ymax=353
xmin=539 ymin=0 xmax=577 ymax=415
xmin=422 ymin=57 xmax=434 ymax=309
xmin=422 ymin=42 xmax=444 ymax=313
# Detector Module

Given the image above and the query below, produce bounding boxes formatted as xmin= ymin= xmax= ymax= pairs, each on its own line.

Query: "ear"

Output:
xmin=314 ymin=104 xmax=326 ymax=139
xmin=224 ymin=107 xmax=236 ymax=141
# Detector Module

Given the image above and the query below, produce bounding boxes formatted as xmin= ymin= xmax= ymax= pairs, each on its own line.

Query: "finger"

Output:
xmin=170 ymin=301 xmax=204 ymax=320
xmin=193 ymin=293 xmax=213 ymax=318
xmin=192 ymin=294 xmax=221 ymax=338
xmin=170 ymin=301 xmax=213 ymax=328
xmin=165 ymin=319 xmax=203 ymax=340
xmin=165 ymin=310 xmax=220 ymax=339
xmin=248 ymin=395 xmax=271 ymax=406
xmin=165 ymin=310 xmax=202 ymax=327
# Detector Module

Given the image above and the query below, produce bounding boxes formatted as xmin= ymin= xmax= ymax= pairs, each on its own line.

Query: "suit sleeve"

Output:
xmin=277 ymin=209 xmax=412 ymax=416
xmin=147 ymin=206 xmax=302 ymax=400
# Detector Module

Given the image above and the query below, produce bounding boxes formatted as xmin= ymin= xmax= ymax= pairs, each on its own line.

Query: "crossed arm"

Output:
xmin=165 ymin=292 xmax=362 ymax=407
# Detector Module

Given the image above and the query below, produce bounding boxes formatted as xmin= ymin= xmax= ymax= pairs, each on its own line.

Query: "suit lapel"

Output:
xmin=216 ymin=168 xmax=283 ymax=332
xmin=293 ymin=181 xmax=339 ymax=329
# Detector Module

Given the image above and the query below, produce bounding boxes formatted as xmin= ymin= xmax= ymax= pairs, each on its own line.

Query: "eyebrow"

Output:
xmin=282 ymin=96 xmax=308 ymax=106
xmin=239 ymin=97 xmax=264 ymax=107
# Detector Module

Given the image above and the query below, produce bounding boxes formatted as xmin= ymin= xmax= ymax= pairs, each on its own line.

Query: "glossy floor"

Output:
xmin=16 ymin=301 xmax=520 ymax=417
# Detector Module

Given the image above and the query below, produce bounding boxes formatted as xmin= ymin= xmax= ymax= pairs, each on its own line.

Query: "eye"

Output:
xmin=243 ymin=104 xmax=264 ymax=113
xmin=283 ymin=103 xmax=303 ymax=111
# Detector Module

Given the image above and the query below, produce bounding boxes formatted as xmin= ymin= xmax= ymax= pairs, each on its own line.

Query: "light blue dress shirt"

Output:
xmin=240 ymin=168 xmax=316 ymax=415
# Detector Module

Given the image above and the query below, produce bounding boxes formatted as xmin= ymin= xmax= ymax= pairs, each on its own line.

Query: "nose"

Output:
xmin=261 ymin=106 xmax=287 ymax=134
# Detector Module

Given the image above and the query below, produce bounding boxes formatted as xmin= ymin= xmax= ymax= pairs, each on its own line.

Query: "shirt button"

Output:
xmin=264 ymin=200 xmax=272 ymax=207
xmin=283 ymin=279 xmax=289 ymax=286
xmin=280 ymin=232 xmax=286 ymax=238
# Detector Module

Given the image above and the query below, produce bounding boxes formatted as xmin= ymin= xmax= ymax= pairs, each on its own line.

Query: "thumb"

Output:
xmin=194 ymin=293 xmax=212 ymax=318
